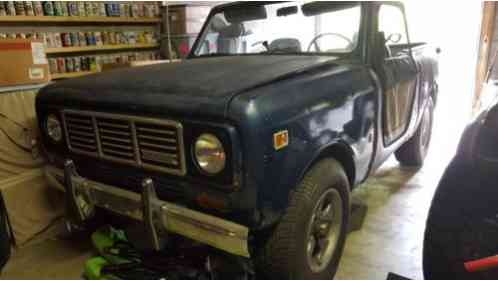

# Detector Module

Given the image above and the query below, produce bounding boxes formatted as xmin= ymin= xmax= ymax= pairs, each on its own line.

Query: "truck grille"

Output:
xmin=62 ymin=110 xmax=186 ymax=176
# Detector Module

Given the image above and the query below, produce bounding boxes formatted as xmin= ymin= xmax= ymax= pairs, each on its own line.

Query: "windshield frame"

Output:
xmin=187 ymin=1 xmax=366 ymax=59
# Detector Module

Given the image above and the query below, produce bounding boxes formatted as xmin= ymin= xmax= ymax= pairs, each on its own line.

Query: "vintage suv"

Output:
xmin=36 ymin=1 xmax=438 ymax=279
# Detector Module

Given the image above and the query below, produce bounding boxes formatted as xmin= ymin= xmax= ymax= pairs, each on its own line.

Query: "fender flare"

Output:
xmin=297 ymin=140 xmax=356 ymax=189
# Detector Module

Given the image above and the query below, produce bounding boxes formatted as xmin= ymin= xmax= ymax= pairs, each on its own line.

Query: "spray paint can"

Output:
xmin=73 ymin=56 xmax=81 ymax=72
xmin=54 ymin=33 xmax=63 ymax=48
xmin=5 ymin=2 xmax=16 ymax=15
xmin=14 ymin=1 xmax=25 ymax=15
xmin=42 ymin=1 xmax=54 ymax=16
xmin=48 ymin=58 xmax=58 ymax=74
xmin=77 ymin=1 xmax=85 ymax=17
xmin=70 ymin=32 xmax=79 ymax=47
xmin=24 ymin=1 xmax=35 ymax=16
xmin=65 ymin=57 xmax=74 ymax=72
xmin=0 ymin=3 xmax=6 ymax=16
xmin=33 ymin=1 xmax=44 ymax=16
xmin=57 ymin=57 xmax=66 ymax=73
xmin=61 ymin=33 xmax=72 ymax=47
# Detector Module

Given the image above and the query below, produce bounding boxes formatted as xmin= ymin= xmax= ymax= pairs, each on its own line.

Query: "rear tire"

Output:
xmin=254 ymin=158 xmax=350 ymax=279
xmin=395 ymin=99 xmax=434 ymax=166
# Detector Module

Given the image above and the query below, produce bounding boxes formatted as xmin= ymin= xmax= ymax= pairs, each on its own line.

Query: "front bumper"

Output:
xmin=45 ymin=160 xmax=250 ymax=257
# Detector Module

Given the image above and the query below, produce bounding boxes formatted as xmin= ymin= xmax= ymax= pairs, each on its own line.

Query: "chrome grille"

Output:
xmin=97 ymin=117 xmax=135 ymax=162
xmin=62 ymin=110 xmax=186 ymax=176
xmin=136 ymin=122 xmax=180 ymax=169
xmin=64 ymin=114 xmax=98 ymax=154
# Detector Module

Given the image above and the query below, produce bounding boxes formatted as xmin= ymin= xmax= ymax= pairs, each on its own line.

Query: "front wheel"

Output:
xmin=395 ymin=98 xmax=434 ymax=166
xmin=254 ymin=158 xmax=350 ymax=279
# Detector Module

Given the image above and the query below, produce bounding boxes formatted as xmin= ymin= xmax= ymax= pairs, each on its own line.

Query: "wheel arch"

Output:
xmin=301 ymin=141 xmax=356 ymax=189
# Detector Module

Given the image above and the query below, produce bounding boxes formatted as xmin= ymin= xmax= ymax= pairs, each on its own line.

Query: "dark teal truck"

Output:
xmin=36 ymin=1 xmax=438 ymax=279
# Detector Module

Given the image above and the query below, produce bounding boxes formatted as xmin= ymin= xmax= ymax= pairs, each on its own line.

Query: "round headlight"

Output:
xmin=46 ymin=114 xmax=63 ymax=143
xmin=194 ymin=134 xmax=226 ymax=174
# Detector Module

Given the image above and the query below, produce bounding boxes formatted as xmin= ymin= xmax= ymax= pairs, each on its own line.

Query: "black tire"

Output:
xmin=395 ymin=98 xmax=434 ymax=166
xmin=423 ymin=157 xmax=498 ymax=279
xmin=254 ymin=158 xmax=350 ymax=279
xmin=0 ymin=195 xmax=11 ymax=272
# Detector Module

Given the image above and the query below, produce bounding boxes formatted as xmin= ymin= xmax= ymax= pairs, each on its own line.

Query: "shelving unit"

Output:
xmin=46 ymin=43 xmax=159 ymax=54
xmin=0 ymin=16 xmax=160 ymax=24
xmin=50 ymin=71 xmax=97 ymax=80
xmin=0 ymin=1 xmax=163 ymax=81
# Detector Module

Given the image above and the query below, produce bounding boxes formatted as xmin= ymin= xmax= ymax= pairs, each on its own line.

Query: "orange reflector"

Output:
xmin=273 ymin=130 xmax=289 ymax=150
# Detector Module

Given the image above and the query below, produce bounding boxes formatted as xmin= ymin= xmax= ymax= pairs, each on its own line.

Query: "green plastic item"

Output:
xmin=84 ymin=226 xmax=133 ymax=279
xmin=84 ymin=256 xmax=115 ymax=280
xmin=91 ymin=226 xmax=129 ymax=264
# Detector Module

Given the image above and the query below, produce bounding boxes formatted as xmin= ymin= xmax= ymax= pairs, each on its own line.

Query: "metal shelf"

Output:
xmin=46 ymin=43 xmax=159 ymax=54
xmin=51 ymin=71 xmax=97 ymax=80
xmin=0 ymin=15 xmax=161 ymax=24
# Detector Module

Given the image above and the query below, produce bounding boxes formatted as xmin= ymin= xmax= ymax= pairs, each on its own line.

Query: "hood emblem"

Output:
xmin=273 ymin=130 xmax=289 ymax=150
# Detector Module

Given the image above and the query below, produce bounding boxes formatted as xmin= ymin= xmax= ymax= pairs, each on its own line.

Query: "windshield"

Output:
xmin=193 ymin=1 xmax=362 ymax=57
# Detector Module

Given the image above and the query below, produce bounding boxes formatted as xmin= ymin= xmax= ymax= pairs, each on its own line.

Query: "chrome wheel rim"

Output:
xmin=420 ymin=105 xmax=432 ymax=155
xmin=305 ymin=188 xmax=343 ymax=273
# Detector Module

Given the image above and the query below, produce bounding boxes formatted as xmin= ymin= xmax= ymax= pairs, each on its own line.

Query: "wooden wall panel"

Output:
xmin=474 ymin=2 xmax=496 ymax=110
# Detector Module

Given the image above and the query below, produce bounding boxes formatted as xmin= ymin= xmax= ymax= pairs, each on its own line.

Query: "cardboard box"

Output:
xmin=0 ymin=39 xmax=50 ymax=87
xmin=167 ymin=5 xmax=211 ymax=35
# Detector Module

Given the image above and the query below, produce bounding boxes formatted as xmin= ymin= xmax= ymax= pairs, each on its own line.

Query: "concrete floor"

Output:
xmin=1 ymin=98 xmax=466 ymax=279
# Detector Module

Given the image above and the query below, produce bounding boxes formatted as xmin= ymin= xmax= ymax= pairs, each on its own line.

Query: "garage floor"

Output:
xmin=1 ymin=101 xmax=466 ymax=279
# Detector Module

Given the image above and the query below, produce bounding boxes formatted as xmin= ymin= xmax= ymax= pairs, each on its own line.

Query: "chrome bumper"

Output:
xmin=45 ymin=161 xmax=250 ymax=258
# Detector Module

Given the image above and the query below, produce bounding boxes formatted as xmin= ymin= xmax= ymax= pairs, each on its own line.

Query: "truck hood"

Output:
xmin=38 ymin=55 xmax=337 ymax=118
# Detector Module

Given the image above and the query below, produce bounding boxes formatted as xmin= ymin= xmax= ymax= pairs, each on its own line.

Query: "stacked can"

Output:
xmin=70 ymin=32 xmax=79 ymax=47
xmin=54 ymin=33 xmax=62 ymax=48
xmin=48 ymin=58 xmax=58 ymax=74
xmin=84 ymin=2 xmax=92 ymax=16
xmin=0 ymin=3 xmax=6 ymax=16
xmin=77 ymin=2 xmax=85 ymax=17
xmin=62 ymin=2 xmax=69 ymax=16
xmin=86 ymin=32 xmax=96 ymax=45
xmin=119 ymin=3 xmax=126 ymax=18
xmin=33 ymin=1 xmax=44 ymax=16
xmin=99 ymin=2 xmax=106 ymax=17
xmin=5 ymin=2 xmax=15 ymax=15
xmin=52 ymin=1 xmax=62 ymax=16
xmin=14 ymin=1 xmax=25 ymax=15
xmin=68 ymin=2 xmax=78 ymax=16
xmin=61 ymin=33 xmax=71 ymax=47
xmin=97 ymin=32 xmax=104 ymax=46
xmin=65 ymin=57 xmax=74 ymax=72
xmin=57 ymin=58 xmax=66 ymax=73
xmin=78 ymin=32 xmax=86 ymax=47
xmin=24 ymin=2 xmax=35 ymax=16
xmin=73 ymin=57 xmax=81 ymax=72
xmin=92 ymin=2 xmax=99 ymax=17
xmin=42 ymin=1 xmax=54 ymax=16
xmin=130 ymin=3 xmax=139 ymax=18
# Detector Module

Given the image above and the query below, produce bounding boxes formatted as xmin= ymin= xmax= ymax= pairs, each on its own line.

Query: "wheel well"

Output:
xmin=314 ymin=144 xmax=356 ymax=188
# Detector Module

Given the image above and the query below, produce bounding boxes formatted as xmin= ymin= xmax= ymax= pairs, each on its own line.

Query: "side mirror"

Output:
xmin=374 ymin=32 xmax=389 ymax=60
xmin=386 ymin=33 xmax=402 ymax=44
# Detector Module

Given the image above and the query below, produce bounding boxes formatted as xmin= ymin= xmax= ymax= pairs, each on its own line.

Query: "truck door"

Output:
xmin=374 ymin=3 xmax=418 ymax=145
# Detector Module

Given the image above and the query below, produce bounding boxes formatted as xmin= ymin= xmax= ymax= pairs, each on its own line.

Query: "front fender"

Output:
xmin=227 ymin=63 xmax=374 ymax=217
